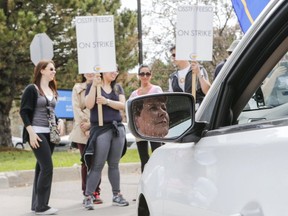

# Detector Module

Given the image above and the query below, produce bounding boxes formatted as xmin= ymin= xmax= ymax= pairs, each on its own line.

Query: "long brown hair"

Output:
xmin=32 ymin=59 xmax=58 ymax=98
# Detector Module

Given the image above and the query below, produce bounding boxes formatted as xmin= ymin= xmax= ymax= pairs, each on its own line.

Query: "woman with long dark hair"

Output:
xmin=129 ymin=64 xmax=163 ymax=172
xmin=20 ymin=59 xmax=62 ymax=215
xmin=83 ymin=68 xmax=129 ymax=210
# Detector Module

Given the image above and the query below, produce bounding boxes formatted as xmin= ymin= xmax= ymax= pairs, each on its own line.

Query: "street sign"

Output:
xmin=30 ymin=33 xmax=54 ymax=65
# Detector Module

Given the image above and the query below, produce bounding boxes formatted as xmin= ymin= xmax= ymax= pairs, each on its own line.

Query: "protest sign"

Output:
xmin=75 ymin=15 xmax=116 ymax=73
xmin=176 ymin=5 xmax=213 ymax=61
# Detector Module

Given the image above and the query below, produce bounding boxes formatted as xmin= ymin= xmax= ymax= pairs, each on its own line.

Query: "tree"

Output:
xmin=0 ymin=0 xmax=138 ymax=147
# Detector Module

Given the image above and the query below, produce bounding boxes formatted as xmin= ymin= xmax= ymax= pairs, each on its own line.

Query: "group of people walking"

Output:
xmin=19 ymin=45 xmax=212 ymax=215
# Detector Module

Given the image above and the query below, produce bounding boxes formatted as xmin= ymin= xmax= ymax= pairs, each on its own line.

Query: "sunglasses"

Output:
xmin=47 ymin=67 xmax=56 ymax=71
xmin=138 ymin=72 xmax=151 ymax=77
xmin=171 ymin=53 xmax=176 ymax=58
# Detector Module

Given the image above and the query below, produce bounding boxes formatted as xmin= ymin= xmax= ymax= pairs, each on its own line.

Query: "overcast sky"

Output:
xmin=120 ymin=0 xmax=239 ymax=71
xmin=120 ymin=0 xmax=156 ymax=72
xmin=120 ymin=0 xmax=151 ymax=10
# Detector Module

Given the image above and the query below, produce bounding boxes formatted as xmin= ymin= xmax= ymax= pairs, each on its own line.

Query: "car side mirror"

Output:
xmin=126 ymin=93 xmax=195 ymax=141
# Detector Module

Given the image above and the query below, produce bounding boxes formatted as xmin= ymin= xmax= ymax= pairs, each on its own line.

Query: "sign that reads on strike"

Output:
xmin=75 ymin=15 xmax=116 ymax=73
xmin=176 ymin=5 xmax=213 ymax=61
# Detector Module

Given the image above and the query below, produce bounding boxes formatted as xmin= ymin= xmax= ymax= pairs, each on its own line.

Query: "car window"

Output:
xmin=238 ymin=52 xmax=288 ymax=124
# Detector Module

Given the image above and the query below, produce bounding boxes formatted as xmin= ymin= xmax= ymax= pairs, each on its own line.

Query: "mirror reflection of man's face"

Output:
xmin=136 ymin=99 xmax=169 ymax=137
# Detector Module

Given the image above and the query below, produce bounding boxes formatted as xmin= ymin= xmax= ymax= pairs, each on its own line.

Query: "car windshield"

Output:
xmin=238 ymin=52 xmax=288 ymax=124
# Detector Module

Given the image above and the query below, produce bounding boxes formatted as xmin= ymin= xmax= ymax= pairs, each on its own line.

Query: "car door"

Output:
xmin=174 ymin=1 xmax=288 ymax=215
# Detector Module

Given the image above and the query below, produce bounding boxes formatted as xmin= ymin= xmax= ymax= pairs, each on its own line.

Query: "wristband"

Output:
xmin=106 ymin=99 xmax=110 ymax=105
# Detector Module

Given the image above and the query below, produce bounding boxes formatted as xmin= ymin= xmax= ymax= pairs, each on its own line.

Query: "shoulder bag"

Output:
xmin=45 ymin=96 xmax=61 ymax=145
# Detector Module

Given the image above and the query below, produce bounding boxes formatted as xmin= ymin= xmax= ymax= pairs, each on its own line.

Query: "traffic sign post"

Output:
xmin=30 ymin=33 xmax=54 ymax=65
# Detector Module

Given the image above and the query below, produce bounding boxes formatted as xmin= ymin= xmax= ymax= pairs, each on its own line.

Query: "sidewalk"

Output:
xmin=0 ymin=162 xmax=141 ymax=188
xmin=0 ymin=163 xmax=141 ymax=216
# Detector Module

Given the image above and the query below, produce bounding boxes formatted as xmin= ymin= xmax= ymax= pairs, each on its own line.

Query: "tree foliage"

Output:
xmin=0 ymin=0 xmax=138 ymax=147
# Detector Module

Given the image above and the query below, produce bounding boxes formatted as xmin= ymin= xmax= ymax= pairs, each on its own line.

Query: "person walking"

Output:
xmin=69 ymin=73 xmax=102 ymax=205
xmin=169 ymin=45 xmax=211 ymax=109
xmin=20 ymin=59 xmax=62 ymax=215
xmin=83 ymin=68 xmax=129 ymax=210
xmin=129 ymin=64 xmax=163 ymax=172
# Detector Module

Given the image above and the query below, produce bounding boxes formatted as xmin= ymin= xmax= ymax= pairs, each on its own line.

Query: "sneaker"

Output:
xmin=35 ymin=207 xmax=58 ymax=215
xmin=112 ymin=194 xmax=129 ymax=207
xmin=93 ymin=192 xmax=103 ymax=204
xmin=84 ymin=196 xmax=94 ymax=210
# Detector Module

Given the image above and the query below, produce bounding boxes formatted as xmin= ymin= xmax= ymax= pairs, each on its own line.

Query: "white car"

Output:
xmin=58 ymin=135 xmax=71 ymax=147
xmin=123 ymin=122 xmax=136 ymax=147
xmin=126 ymin=1 xmax=288 ymax=215
xmin=12 ymin=136 xmax=24 ymax=149
xmin=11 ymin=136 xmax=70 ymax=148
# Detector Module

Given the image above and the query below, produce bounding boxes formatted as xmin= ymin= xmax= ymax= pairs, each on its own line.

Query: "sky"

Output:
xmin=120 ymin=0 xmax=151 ymax=11
xmin=120 ymin=0 xmax=154 ymax=73
xmin=120 ymin=0 xmax=137 ymax=10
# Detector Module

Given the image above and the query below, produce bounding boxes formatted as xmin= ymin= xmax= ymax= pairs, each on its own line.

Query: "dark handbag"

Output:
xmin=45 ymin=96 xmax=61 ymax=145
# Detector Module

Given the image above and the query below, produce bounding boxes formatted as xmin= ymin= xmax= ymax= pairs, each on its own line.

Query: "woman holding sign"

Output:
xmin=83 ymin=68 xmax=129 ymax=210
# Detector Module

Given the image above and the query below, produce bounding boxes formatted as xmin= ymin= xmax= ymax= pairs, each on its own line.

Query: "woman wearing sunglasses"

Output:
xmin=20 ymin=59 xmax=61 ymax=215
xmin=83 ymin=69 xmax=129 ymax=210
xmin=129 ymin=64 xmax=163 ymax=173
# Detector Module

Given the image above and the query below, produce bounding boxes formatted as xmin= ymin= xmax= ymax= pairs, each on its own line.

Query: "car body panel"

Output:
xmin=141 ymin=122 xmax=288 ymax=216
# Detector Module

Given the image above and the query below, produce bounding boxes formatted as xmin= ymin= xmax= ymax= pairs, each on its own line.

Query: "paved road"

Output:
xmin=0 ymin=165 xmax=141 ymax=216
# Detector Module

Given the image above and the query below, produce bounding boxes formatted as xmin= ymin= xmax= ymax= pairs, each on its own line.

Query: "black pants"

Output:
xmin=136 ymin=141 xmax=162 ymax=173
xmin=31 ymin=133 xmax=55 ymax=212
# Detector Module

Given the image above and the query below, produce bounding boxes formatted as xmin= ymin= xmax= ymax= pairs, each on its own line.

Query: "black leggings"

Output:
xmin=30 ymin=133 xmax=55 ymax=212
xmin=136 ymin=141 xmax=162 ymax=173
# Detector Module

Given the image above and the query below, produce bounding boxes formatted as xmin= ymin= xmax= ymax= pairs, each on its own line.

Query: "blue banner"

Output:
xmin=232 ymin=0 xmax=270 ymax=33
xmin=55 ymin=89 xmax=73 ymax=119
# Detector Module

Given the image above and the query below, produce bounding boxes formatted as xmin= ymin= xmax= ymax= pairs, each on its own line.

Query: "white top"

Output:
xmin=129 ymin=85 xmax=163 ymax=99
xmin=168 ymin=65 xmax=190 ymax=92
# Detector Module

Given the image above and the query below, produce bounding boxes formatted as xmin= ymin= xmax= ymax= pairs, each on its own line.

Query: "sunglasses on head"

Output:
xmin=138 ymin=72 xmax=151 ymax=77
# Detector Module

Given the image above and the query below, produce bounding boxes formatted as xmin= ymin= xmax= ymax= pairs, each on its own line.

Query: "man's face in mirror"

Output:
xmin=135 ymin=97 xmax=170 ymax=137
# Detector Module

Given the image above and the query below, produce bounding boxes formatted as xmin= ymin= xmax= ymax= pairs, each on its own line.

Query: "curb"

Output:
xmin=0 ymin=162 xmax=141 ymax=189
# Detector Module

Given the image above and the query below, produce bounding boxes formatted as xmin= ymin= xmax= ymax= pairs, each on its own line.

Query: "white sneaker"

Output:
xmin=84 ymin=196 xmax=94 ymax=210
xmin=112 ymin=194 xmax=129 ymax=206
xmin=35 ymin=207 xmax=58 ymax=215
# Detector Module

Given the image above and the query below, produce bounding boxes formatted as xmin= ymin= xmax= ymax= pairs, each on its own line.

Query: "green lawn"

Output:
xmin=0 ymin=147 xmax=140 ymax=172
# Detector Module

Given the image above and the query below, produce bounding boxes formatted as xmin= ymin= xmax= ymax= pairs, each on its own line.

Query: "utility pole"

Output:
xmin=137 ymin=0 xmax=143 ymax=65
